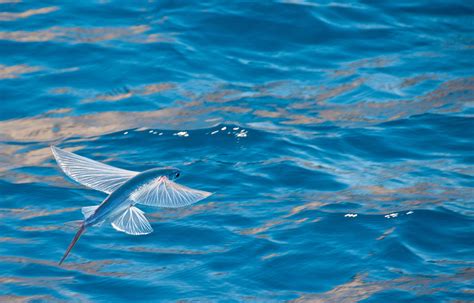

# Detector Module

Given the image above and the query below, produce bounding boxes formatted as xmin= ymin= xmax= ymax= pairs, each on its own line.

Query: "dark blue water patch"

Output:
xmin=372 ymin=239 xmax=426 ymax=271
xmin=257 ymin=161 xmax=346 ymax=191
xmin=380 ymin=113 xmax=474 ymax=140
xmin=341 ymin=131 xmax=428 ymax=161
xmin=389 ymin=1 xmax=474 ymax=17
xmin=252 ymin=251 xmax=359 ymax=293
xmin=399 ymin=208 xmax=474 ymax=260
xmin=184 ymin=5 xmax=338 ymax=50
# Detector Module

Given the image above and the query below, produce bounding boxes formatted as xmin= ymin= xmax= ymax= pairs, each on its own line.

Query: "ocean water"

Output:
xmin=0 ymin=0 xmax=473 ymax=302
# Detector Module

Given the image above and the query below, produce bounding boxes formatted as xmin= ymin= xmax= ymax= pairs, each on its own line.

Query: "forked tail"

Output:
xmin=59 ymin=224 xmax=86 ymax=265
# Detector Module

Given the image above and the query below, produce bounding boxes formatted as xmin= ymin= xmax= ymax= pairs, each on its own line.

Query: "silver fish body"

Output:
xmin=84 ymin=167 xmax=180 ymax=227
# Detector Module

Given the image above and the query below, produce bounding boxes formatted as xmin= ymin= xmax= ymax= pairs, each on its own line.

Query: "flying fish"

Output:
xmin=51 ymin=146 xmax=212 ymax=265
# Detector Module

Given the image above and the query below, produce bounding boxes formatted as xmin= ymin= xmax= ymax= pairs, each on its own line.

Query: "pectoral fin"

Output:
xmin=81 ymin=205 xmax=99 ymax=219
xmin=51 ymin=146 xmax=139 ymax=194
xmin=111 ymin=206 xmax=153 ymax=235
xmin=130 ymin=176 xmax=212 ymax=208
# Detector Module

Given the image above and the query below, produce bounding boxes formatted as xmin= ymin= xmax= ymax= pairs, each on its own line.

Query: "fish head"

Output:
xmin=167 ymin=167 xmax=181 ymax=180
xmin=143 ymin=167 xmax=181 ymax=180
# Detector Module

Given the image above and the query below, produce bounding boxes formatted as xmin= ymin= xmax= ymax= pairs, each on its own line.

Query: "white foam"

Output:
xmin=174 ymin=131 xmax=189 ymax=137
xmin=384 ymin=213 xmax=398 ymax=219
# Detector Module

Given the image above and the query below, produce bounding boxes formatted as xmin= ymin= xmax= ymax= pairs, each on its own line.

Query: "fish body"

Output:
xmin=85 ymin=168 xmax=180 ymax=227
xmin=51 ymin=146 xmax=211 ymax=265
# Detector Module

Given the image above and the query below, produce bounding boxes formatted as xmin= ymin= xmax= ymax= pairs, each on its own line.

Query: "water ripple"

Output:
xmin=0 ymin=0 xmax=473 ymax=301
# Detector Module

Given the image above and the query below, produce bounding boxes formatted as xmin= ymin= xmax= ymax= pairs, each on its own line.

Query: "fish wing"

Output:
xmin=111 ymin=206 xmax=153 ymax=235
xmin=130 ymin=176 xmax=212 ymax=208
xmin=51 ymin=146 xmax=138 ymax=194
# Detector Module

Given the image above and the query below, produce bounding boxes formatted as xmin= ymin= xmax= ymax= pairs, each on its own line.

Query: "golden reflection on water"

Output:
xmin=291 ymin=274 xmax=383 ymax=303
xmin=81 ymin=83 xmax=176 ymax=103
xmin=291 ymin=268 xmax=474 ymax=302
xmin=376 ymin=227 xmax=396 ymax=241
xmin=20 ymin=225 xmax=71 ymax=232
xmin=215 ymin=75 xmax=470 ymax=125
xmin=0 ymin=0 xmax=21 ymax=4
xmin=0 ymin=206 xmax=80 ymax=222
xmin=0 ymin=107 xmax=202 ymax=142
xmin=0 ymin=255 xmax=129 ymax=278
xmin=239 ymin=219 xmax=289 ymax=235
xmin=318 ymin=78 xmax=366 ymax=103
xmin=0 ymin=25 xmax=170 ymax=44
xmin=0 ymin=295 xmax=62 ymax=303
xmin=105 ymin=244 xmax=228 ymax=256
xmin=261 ymin=253 xmax=284 ymax=260
xmin=0 ymin=6 xmax=58 ymax=21
xmin=0 ymin=237 xmax=31 ymax=244
xmin=0 ymin=64 xmax=40 ymax=79
xmin=280 ymin=76 xmax=471 ymax=125
xmin=284 ymin=201 xmax=328 ymax=218
xmin=0 ymin=70 xmax=471 ymax=148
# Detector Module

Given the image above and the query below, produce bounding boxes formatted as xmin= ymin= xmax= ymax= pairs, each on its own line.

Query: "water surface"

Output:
xmin=0 ymin=0 xmax=473 ymax=302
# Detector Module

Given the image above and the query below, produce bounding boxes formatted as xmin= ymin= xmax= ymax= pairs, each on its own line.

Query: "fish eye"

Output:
xmin=175 ymin=172 xmax=180 ymax=178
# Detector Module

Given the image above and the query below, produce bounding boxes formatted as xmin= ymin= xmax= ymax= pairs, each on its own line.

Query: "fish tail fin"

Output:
xmin=59 ymin=223 xmax=86 ymax=266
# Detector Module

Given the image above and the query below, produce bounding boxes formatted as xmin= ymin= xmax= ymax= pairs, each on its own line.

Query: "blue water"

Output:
xmin=1 ymin=0 xmax=473 ymax=301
